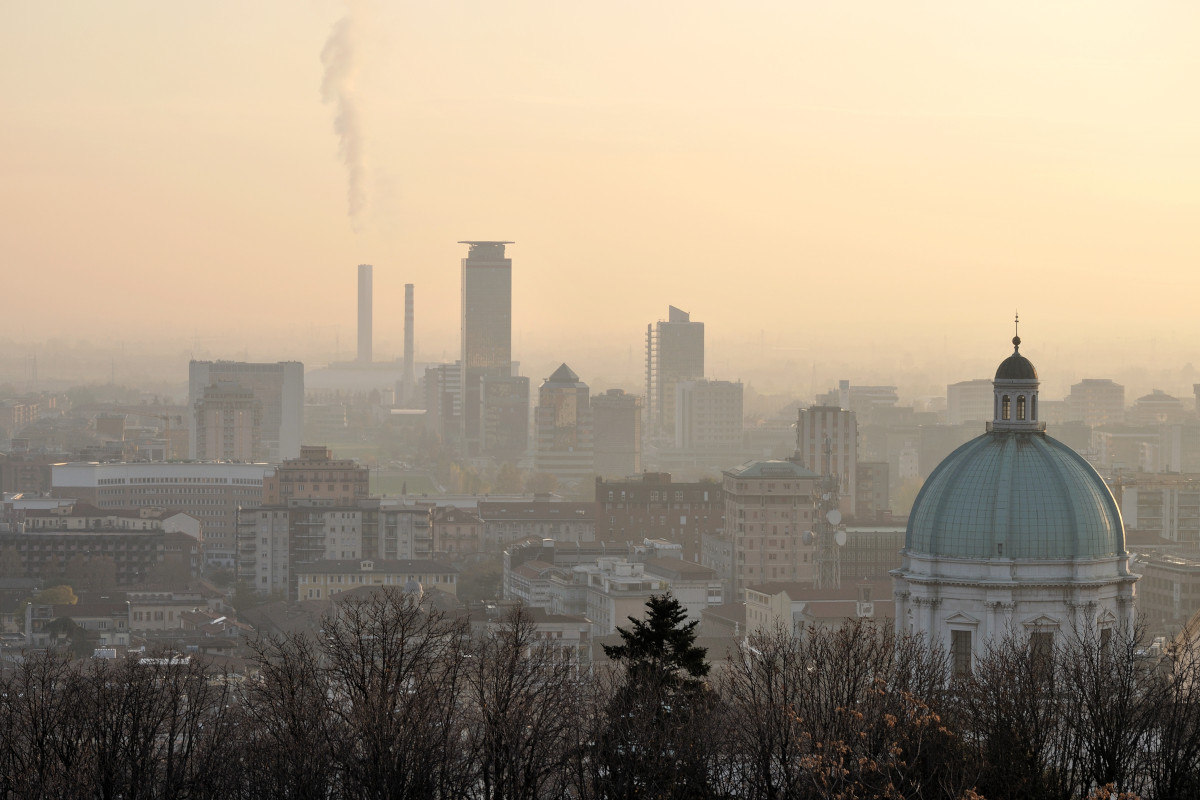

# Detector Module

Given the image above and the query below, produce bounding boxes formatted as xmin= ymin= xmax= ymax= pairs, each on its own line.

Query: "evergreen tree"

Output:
xmin=595 ymin=593 xmax=718 ymax=800
xmin=603 ymin=592 xmax=709 ymax=687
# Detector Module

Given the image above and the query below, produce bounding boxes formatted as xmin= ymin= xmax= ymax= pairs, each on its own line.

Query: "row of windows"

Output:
xmin=998 ymin=394 xmax=1037 ymax=421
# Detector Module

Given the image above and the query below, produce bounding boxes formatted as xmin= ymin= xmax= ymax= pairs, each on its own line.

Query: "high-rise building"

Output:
xmin=188 ymin=361 xmax=303 ymax=462
xmin=646 ymin=306 xmax=704 ymax=440
xmin=718 ymin=459 xmax=818 ymax=599
xmin=797 ymin=405 xmax=858 ymax=516
xmin=358 ymin=263 xmax=373 ymax=364
xmin=535 ymin=364 xmax=593 ymax=486
xmin=481 ymin=375 xmax=531 ymax=463
xmin=424 ymin=361 xmax=463 ymax=446
xmin=193 ymin=381 xmax=264 ymax=462
xmin=946 ymin=379 xmax=995 ymax=425
xmin=592 ymin=389 xmax=643 ymax=478
xmin=674 ymin=379 xmax=743 ymax=453
xmin=460 ymin=241 xmax=514 ymax=455
xmin=1066 ymin=378 xmax=1125 ymax=427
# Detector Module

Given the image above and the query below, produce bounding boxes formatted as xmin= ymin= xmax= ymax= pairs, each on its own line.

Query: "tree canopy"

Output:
xmin=603 ymin=592 xmax=709 ymax=684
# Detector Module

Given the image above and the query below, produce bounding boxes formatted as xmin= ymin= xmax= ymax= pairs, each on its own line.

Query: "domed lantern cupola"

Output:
xmin=990 ymin=314 xmax=1046 ymax=433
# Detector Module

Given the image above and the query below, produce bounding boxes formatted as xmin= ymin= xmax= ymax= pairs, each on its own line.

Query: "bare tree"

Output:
xmin=320 ymin=588 xmax=471 ymax=800
xmin=1055 ymin=621 xmax=1158 ymax=797
xmin=722 ymin=620 xmax=973 ymax=800
xmin=243 ymin=632 xmax=339 ymax=800
xmin=462 ymin=606 xmax=582 ymax=800
xmin=0 ymin=651 xmax=90 ymax=800
xmin=1142 ymin=629 xmax=1200 ymax=800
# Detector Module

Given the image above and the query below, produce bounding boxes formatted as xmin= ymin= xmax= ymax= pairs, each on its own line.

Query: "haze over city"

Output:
xmin=10 ymin=6 xmax=1200 ymax=798
xmin=3 ymin=1 xmax=1200 ymax=400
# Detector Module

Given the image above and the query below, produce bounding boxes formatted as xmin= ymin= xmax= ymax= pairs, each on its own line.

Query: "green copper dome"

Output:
xmin=905 ymin=432 xmax=1125 ymax=560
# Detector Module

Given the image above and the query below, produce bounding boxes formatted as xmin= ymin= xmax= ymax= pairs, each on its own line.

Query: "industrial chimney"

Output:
xmin=357 ymin=263 xmax=373 ymax=363
xmin=404 ymin=283 xmax=415 ymax=401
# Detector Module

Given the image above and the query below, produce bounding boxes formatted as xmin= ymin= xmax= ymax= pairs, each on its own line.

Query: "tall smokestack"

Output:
xmin=404 ymin=283 xmax=415 ymax=400
xmin=357 ymin=263 xmax=373 ymax=363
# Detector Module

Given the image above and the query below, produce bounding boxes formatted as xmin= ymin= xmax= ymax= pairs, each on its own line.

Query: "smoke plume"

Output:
xmin=321 ymin=8 xmax=365 ymax=229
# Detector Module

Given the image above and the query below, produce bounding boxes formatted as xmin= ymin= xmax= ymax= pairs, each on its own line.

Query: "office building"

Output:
xmin=189 ymin=361 xmax=303 ymax=462
xmin=261 ymin=445 xmax=369 ymax=506
xmin=946 ymin=379 xmax=994 ymax=425
xmin=424 ymin=361 xmax=462 ymax=446
xmin=192 ymin=381 xmax=264 ymax=462
xmin=646 ymin=306 xmax=704 ymax=440
xmin=51 ymin=461 xmax=271 ymax=566
xmin=1120 ymin=474 xmax=1200 ymax=546
xmin=715 ymin=459 xmax=818 ymax=599
xmin=674 ymin=379 xmax=743 ymax=453
xmin=1066 ymin=378 xmax=1125 ymax=427
xmin=595 ymin=472 xmax=723 ymax=561
xmin=1129 ymin=390 xmax=1188 ymax=426
xmin=592 ymin=389 xmax=643 ymax=478
xmin=481 ymin=374 xmax=530 ymax=463
xmin=534 ymin=364 xmax=594 ymax=486
xmin=797 ymin=405 xmax=858 ymax=516
xmin=459 ymin=240 xmax=513 ymax=456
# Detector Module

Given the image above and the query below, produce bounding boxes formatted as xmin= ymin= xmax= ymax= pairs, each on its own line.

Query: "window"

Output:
xmin=1001 ymin=396 xmax=1011 ymax=420
xmin=1031 ymin=631 xmax=1054 ymax=677
xmin=951 ymin=629 xmax=972 ymax=676
xmin=1016 ymin=395 xmax=1026 ymax=420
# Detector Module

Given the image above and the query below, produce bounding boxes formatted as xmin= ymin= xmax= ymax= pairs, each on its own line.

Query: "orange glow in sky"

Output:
xmin=2 ymin=2 xmax=1198 ymax=393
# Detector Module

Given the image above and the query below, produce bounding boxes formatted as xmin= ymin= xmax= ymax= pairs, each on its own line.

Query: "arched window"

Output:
xmin=1002 ymin=395 xmax=1011 ymax=421
xmin=1031 ymin=396 xmax=1037 ymax=420
xmin=1017 ymin=395 xmax=1026 ymax=421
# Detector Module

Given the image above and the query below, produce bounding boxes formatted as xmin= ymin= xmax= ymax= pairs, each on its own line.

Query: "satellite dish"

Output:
xmin=802 ymin=531 xmax=814 ymax=545
xmin=826 ymin=509 xmax=842 ymax=525
xmin=834 ymin=529 xmax=847 ymax=547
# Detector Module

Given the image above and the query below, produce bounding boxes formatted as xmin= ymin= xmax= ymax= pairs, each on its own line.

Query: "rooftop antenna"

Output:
xmin=814 ymin=435 xmax=843 ymax=590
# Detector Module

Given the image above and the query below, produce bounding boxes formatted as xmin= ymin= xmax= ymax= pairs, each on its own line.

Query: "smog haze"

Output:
xmin=3 ymin=1 xmax=1199 ymax=399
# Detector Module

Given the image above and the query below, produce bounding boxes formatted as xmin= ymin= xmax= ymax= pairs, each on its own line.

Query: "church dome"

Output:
xmin=907 ymin=326 xmax=1125 ymax=561
xmin=995 ymin=336 xmax=1038 ymax=380
xmin=906 ymin=425 xmax=1124 ymax=560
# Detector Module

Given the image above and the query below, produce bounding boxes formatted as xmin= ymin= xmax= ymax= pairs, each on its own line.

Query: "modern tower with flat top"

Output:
xmin=458 ymin=241 xmax=521 ymax=457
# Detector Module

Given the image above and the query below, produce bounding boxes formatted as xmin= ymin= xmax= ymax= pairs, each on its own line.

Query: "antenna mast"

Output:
xmin=814 ymin=435 xmax=843 ymax=589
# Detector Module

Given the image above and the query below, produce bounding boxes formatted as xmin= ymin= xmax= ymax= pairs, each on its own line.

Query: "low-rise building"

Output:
xmin=431 ymin=506 xmax=483 ymax=557
xmin=744 ymin=579 xmax=894 ymax=636
xmin=25 ymin=600 xmax=131 ymax=649
xmin=262 ymin=445 xmax=369 ymax=505
xmin=51 ymin=461 xmax=270 ymax=566
xmin=1136 ymin=551 xmax=1200 ymax=633
xmin=595 ymin=472 xmax=723 ymax=561
xmin=295 ymin=558 xmax=458 ymax=602
xmin=1120 ymin=474 xmax=1200 ymax=547
xmin=478 ymin=501 xmax=596 ymax=551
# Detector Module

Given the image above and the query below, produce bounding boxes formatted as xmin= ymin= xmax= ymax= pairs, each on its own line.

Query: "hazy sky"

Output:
xmin=3 ymin=2 xmax=1198 ymax=396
